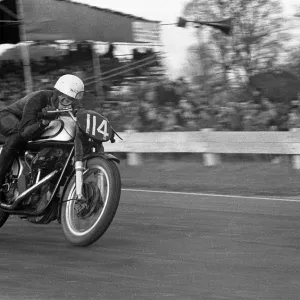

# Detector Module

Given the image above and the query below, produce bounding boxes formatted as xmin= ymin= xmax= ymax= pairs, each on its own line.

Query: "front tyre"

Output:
xmin=61 ymin=157 xmax=121 ymax=247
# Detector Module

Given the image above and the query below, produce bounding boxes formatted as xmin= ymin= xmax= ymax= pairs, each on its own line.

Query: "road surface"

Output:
xmin=1 ymin=189 xmax=300 ymax=300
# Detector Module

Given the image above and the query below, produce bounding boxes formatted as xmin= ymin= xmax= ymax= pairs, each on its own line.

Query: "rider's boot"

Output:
xmin=0 ymin=154 xmax=16 ymax=203
xmin=0 ymin=152 xmax=15 ymax=188
xmin=0 ymin=133 xmax=24 ymax=202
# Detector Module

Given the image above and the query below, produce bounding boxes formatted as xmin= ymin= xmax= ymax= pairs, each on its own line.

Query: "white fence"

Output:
xmin=104 ymin=129 xmax=300 ymax=168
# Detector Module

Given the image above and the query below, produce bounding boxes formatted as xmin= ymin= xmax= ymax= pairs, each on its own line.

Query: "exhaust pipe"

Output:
xmin=0 ymin=169 xmax=59 ymax=210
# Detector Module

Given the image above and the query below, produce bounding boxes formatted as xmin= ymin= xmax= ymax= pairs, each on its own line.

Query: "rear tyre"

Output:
xmin=0 ymin=191 xmax=10 ymax=228
xmin=0 ymin=209 xmax=9 ymax=228
xmin=61 ymin=157 xmax=121 ymax=247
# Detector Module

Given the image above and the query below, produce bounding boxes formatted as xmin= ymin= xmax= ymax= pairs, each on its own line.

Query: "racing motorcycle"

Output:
xmin=0 ymin=93 xmax=122 ymax=247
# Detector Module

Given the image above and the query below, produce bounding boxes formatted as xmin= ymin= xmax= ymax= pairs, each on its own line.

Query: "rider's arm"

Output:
xmin=18 ymin=91 xmax=51 ymax=141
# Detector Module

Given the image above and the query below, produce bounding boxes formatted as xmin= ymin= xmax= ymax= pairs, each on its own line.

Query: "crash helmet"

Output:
xmin=54 ymin=74 xmax=84 ymax=101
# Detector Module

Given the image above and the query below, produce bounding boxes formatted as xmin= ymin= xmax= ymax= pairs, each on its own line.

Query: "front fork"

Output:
xmin=74 ymin=125 xmax=104 ymax=200
xmin=75 ymin=161 xmax=84 ymax=199
xmin=74 ymin=125 xmax=85 ymax=200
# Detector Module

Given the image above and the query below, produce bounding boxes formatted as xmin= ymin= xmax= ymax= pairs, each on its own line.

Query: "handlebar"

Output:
xmin=38 ymin=109 xmax=73 ymax=119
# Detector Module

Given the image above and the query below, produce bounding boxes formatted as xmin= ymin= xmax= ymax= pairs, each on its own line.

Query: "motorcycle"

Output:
xmin=0 ymin=92 xmax=122 ymax=247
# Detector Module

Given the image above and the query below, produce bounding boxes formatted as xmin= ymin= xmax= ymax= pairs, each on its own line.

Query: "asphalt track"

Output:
xmin=1 ymin=189 xmax=300 ymax=300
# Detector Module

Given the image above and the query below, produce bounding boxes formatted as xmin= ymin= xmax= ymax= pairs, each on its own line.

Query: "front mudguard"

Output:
xmin=63 ymin=152 xmax=120 ymax=197
xmin=83 ymin=152 xmax=120 ymax=164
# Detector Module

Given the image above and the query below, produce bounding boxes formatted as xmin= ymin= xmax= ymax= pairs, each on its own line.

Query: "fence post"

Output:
xmin=126 ymin=129 xmax=142 ymax=166
xmin=201 ymin=128 xmax=221 ymax=166
xmin=291 ymin=128 xmax=300 ymax=169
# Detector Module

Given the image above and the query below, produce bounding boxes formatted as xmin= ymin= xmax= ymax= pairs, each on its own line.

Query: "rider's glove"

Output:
xmin=41 ymin=119 xmax=51 ymax=127
xmin=38 ymin=106 xmax=59 ymax=120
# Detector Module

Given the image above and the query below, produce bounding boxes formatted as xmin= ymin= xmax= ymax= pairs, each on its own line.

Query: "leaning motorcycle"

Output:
xmin=0 ymin=92 xmax=122 ymax=247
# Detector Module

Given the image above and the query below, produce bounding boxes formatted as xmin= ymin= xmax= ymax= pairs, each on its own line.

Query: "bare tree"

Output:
xmin=183 ymin=0 xmax=291 ymax=89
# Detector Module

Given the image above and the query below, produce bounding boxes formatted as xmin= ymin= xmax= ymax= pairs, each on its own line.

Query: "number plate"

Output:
xmin=77 ymin=110 xmax=113 ymax=142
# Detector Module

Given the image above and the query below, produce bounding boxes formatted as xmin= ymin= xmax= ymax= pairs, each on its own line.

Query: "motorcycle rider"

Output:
xmin=0 ymin=74 xmax=85 ymax=198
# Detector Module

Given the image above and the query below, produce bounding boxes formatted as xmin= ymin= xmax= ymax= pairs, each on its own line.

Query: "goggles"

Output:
xmin=58 ymin=95 xmax=73 ymax=107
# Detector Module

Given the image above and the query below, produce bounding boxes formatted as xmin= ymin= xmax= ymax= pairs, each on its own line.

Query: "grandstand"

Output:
xmin=0 ymin=0 xmax=163 ymax=111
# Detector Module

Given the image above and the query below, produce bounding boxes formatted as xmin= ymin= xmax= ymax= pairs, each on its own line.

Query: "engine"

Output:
xmin=29 ymin=147 xmax=68 ymax=171
xmin=24 ymin=146 xmax=69 ymax=193
xmin=22 ymin=147 xmax=70 ymax=223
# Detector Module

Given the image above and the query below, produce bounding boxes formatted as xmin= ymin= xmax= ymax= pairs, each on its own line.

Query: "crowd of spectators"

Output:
xmin=1 ymin=55 xmax=300 ymax=133
xmin=104 ymin=77 xmax=300 ymax=132
xmin=0 ymin=59 xmax=93 ymax=105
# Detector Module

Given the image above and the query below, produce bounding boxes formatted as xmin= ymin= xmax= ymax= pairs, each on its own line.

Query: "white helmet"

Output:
xmin=54 ymin=74 xmax=84 ymax=100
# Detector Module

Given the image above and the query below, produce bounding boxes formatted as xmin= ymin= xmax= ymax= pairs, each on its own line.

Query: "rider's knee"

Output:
xmin=3 ymin=134 xmax=25 ymax=154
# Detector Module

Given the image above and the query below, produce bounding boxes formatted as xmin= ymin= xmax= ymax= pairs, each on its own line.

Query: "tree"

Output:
xmin=249 ymin=70 xmax=300 ymax=104
xmin=182 ymin=42 xmax=222 ymax=97
xmin=294 ymin=5 xmax=300 ymax=18
xmin=287 ymin=48 xmax=300 ymax=79
xmin=183 ymin=0 xmax=291 ymax=89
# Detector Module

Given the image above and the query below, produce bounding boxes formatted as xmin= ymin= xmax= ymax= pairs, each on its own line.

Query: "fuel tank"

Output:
xmin=35 ymin=116 xmax=76 ymax=142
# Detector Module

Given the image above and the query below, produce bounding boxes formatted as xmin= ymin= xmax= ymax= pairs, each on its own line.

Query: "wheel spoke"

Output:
xmin=65 ymin=166 xmax=110 ymax=236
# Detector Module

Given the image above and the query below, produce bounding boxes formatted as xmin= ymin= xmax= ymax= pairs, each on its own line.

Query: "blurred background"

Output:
xmin=1 ymin=0 xmax=300 ymax=135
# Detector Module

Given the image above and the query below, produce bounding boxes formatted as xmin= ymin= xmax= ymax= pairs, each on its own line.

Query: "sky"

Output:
xmin=1 ymin=0 xmax=300 ymax=78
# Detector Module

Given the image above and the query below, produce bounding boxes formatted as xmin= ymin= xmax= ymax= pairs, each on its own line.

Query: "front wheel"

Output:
xmin=61 ymin=157 xmax=121 ymax=247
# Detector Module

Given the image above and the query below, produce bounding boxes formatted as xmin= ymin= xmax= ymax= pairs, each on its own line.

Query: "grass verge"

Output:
xmin=118 ymin=159 xmax=300 ymax=197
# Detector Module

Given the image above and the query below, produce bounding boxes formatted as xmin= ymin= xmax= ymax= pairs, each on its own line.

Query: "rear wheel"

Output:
xmin=0 ymin=189 xmax=12 ymax=229
xmin=0 ymin=208 xmax=9 ymax=228
xmin=61 ymin=157 xmax=121 ymax=247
